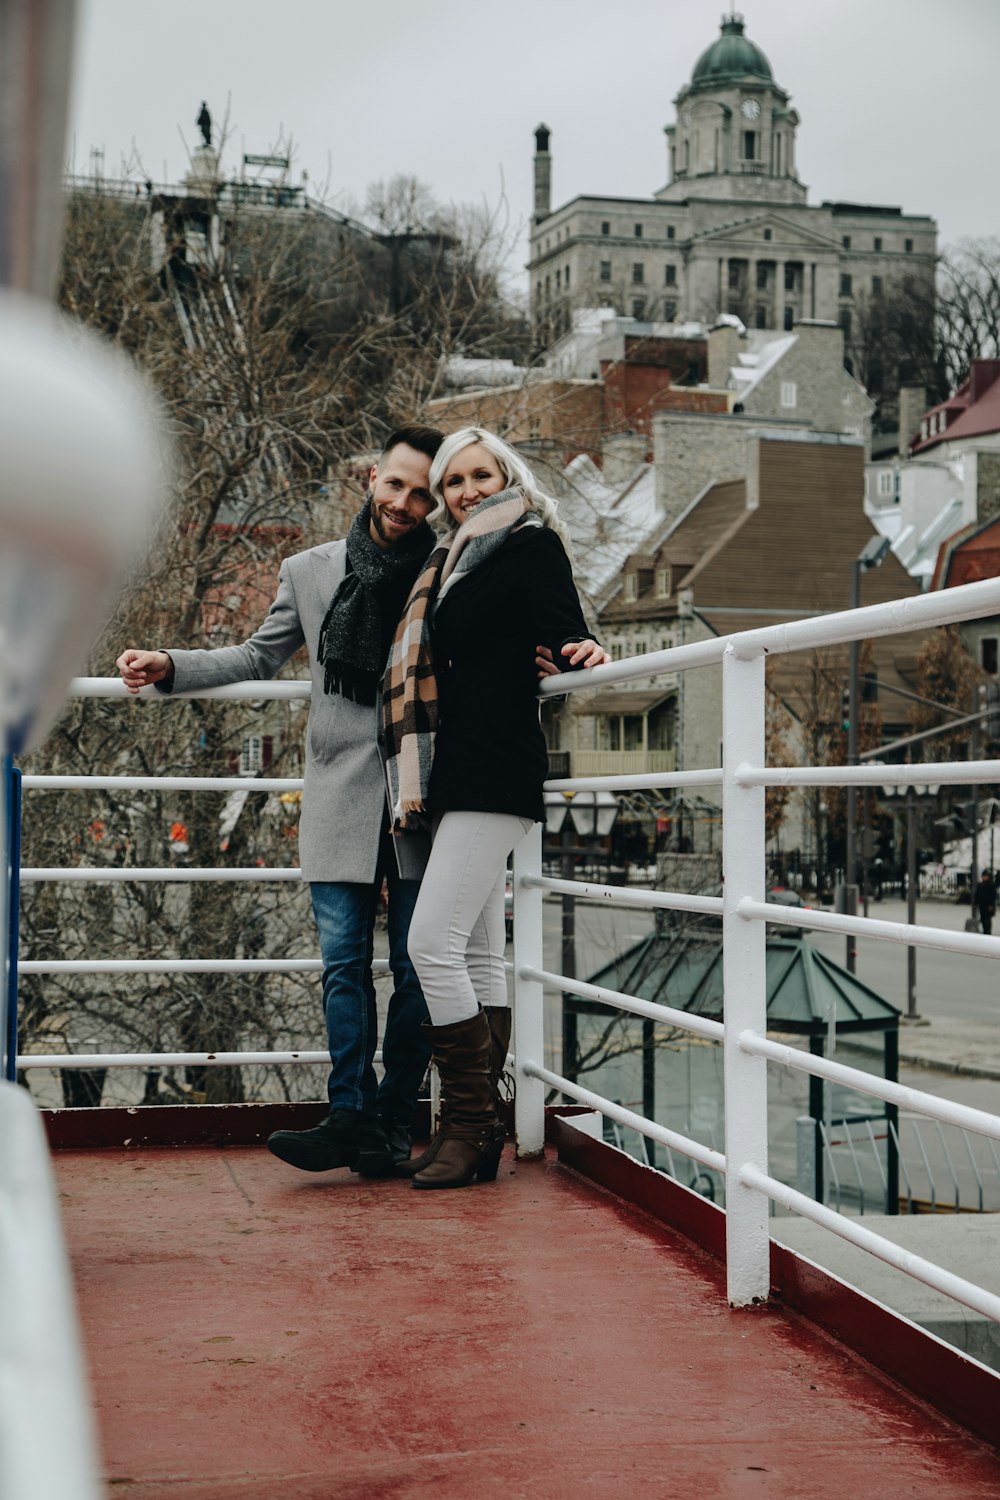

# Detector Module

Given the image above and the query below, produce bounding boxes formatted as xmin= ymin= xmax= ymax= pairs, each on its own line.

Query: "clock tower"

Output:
xmin=658 ymin=12 xmax=805 ymax=207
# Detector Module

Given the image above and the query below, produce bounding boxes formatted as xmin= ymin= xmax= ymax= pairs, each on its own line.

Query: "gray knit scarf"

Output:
xmin=318 ymin=497 xmax=434 ymax=705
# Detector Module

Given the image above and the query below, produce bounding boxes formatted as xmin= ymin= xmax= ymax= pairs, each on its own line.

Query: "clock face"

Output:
xmin=741 ymin=98 xmax=761 ymax=120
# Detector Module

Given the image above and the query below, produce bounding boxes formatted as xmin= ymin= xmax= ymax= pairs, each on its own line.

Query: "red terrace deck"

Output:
xmin=51 ymin=1108 xmax=1000 ymax=1500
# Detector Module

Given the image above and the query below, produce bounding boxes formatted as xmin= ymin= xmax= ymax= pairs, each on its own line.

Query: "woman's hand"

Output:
xmin=536 ymin=640 xmax=611 ymax=679
xmin=560 ymin=639 xmax=611 ymax=670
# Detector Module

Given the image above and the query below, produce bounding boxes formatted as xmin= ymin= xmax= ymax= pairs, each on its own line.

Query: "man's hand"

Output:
xmin=535 ymin=640 xmax=612 ymax=679
xmin=116 ymin=648 xmax=173 ymax=695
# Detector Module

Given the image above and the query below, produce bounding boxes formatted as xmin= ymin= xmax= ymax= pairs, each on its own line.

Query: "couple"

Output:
xmin=117 ymin=424 xmax=608 ymax=1189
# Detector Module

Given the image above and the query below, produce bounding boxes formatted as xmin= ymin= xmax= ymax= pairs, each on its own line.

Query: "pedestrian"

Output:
xmin=382 ymin=426 xmax=611 ymax=1189
xmin=973 ymin=868 xmax=997 ymax=935
xmin=116 ymin=425 xmax=444 ymax=1177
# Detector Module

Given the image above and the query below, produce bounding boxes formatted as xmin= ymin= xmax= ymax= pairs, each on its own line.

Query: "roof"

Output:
xmin=572 ymin=688 xmax=673 ymax=715
xmin=690 ymin=16 xmax=773 ymax=86
xmin=912 ymin=361 xmax=1000 ymax=455
xmin=587 ymin=933 xmax=900 ymax=1034
xmin=932 ymin=513 xmax=1000 ymax=590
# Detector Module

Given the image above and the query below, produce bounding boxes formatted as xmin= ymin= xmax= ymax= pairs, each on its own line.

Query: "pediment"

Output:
xmin=692 ymin=213 xmax=840 ymax=253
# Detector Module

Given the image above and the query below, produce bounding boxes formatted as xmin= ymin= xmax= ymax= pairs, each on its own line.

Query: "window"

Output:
xmin=656 ymin=567 xmax=670 ymax=597
xmin=610 ymin=641 xmax=623 ymax=661
xmin=631 ymin=298 xmax=645 ymax=319
xmin=784 ymin=264 xmax=797 ymax=291
xmin=842 ymin=235 xmax=851 ymax=249
xmin=874 ymin=236 xmax=882 ymax=252
xmin=728 ymin=262 xmax=742 ymax=289
xmin=877 ymin=470 xmax=894 ymax=496
xmin=872 ymin=275 xmax=882 ymax=296
xmin=555 ymin=269 xmax=561 ymax=290
xmin=624 ymin=574 xmax=638 ymax=601
xmin=840 ymin=308 xmax=852 ymax=339
xmin=981 ymin=637 xmax=998 ymax=675
xmin=905 ymin=238 xmax=913 ymax=253
xmin=664 ymin=299 xmax=677 ymax=320
xmin=763 ymin=227 xmax=772 ymax=241
xmin=601 ymin=220 xmax=610 ymax=236
xmin=664 ymin=263 xmax=677 ymax=286
xmin=783 ymin=305 xmax=794 ymax=330
xmin=666 ymin=225 xmax=675 ymax=240
xmin=634 ymin=640 xmax=648 ymax=657
xmin=599 ymin=260 xmax=612 ymax=282
xmin=565 ymin=265 xmax=571 ymax=288
xmin=756 ymin=263 xmax=769 ymax=289
xmin=632 ymin=262 xmax=645 ymax=284
xmin=544 ymin=275 xmax=550 ymax=299
xmin=634 ymin=223 xmax=643 ymax=238
xmin=755 ymin=306 xmax=767 ymax=329
xmin=780 ymin=381 xmax=797 ymax=408
xmin=743 ymin=130 xmax=757 ymax=159
xmin=840 ymin=273 xmax=853 ymax=297
xmin=240 ymin=735 xmax=273 ymax=775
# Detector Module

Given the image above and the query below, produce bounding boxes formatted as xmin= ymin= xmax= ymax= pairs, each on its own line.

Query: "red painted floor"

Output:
xmin=55 ymin=1143 xmax=1000 ymax=1499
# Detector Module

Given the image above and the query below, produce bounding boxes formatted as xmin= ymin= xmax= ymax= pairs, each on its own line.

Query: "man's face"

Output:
xmin=368 ymin=443 xmax=434 ymax=548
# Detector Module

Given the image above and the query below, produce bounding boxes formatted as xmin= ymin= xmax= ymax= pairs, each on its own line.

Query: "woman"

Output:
xmin=382 ymin=427 xmax=609 ymax=1189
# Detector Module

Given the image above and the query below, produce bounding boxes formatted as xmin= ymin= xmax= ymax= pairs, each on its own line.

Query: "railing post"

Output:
xmin=513 ymin=820 xmax=545 ymax=1158
xmin=2 ymin=758 xmax=21 ymax=1083
xmin=722 ymin=645 xmax=770 ymax=1307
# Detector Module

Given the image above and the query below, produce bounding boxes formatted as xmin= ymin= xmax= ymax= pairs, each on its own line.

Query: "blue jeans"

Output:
xmin=310 ymin=828 xmax=430 ymax=1121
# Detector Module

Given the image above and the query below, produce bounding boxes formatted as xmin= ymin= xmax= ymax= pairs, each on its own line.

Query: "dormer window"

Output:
xmin=656 ymin=567 xmax=671 ymax=598
xmin=624 ymin=574 xmax=638 ymax=601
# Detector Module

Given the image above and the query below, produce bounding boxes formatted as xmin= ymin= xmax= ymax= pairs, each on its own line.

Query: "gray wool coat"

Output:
xmin=161 ymin=539 xmax=426 ymax=884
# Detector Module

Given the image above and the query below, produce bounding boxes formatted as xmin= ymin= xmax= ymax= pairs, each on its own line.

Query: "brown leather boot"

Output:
xmin=485 ymin=1005 xmax=513 ymax=1114
xmin=412 ymin=1010 xmax=503 ymax=1190
xmin=396 ymin=1007 xmax=511 ymax=1178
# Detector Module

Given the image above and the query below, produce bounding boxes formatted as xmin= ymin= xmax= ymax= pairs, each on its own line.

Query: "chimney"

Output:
xmin=897 ymin=385 xmax=926 ymax=457
xmin=533 ymin=123 xmax=552 ymax=223
xmin=707 ymin=320 xmax=742 ymax=390
xmin=601 ymin=431 xmax=648 ymax=487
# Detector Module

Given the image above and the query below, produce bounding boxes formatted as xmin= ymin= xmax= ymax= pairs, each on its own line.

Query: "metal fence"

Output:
xmin=7 ymin=574 xmax=1000 ymax=1329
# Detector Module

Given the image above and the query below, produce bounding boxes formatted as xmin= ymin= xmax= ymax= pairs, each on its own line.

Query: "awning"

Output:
xmin=572 ymin=689 xmax=675 ymax=716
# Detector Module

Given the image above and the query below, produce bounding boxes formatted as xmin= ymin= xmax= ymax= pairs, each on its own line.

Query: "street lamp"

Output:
xmin=875 ymin=767 xmax=939 ymax=1023
xmin=844 ymin=535 xmax=892 ymax=972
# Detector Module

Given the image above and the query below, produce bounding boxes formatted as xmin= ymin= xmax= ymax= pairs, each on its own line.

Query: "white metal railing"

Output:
xmin=511 ymin=572 xmax=1000 ymax=1324
xmin=10 ymin=574 xmax=1000 ymax=1331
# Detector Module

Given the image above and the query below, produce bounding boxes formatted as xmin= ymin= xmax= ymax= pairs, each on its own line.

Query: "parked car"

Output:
xmin=766 ymin=886 xmax=810 ymax=938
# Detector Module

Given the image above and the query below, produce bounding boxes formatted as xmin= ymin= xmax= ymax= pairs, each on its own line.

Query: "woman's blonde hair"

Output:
xmin=428 ymin=426 xmax=571 ymax=551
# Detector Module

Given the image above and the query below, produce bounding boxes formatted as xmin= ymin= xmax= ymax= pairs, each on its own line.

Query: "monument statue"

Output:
xmin=196 ymin=101 xmax=212 ymax=148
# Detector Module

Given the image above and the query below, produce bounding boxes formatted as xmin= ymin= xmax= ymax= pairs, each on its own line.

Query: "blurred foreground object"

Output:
xmin=0 ymin=291 xmax=169 ymax=754
xmin=0 ymin=1081 xmax=102 ymax=1495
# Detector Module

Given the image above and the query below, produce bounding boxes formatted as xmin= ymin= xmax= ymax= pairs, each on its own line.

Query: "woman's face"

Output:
xmin=440 ymin=442 xmax=506 ymax=526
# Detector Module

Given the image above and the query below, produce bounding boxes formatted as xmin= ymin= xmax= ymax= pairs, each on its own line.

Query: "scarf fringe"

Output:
xmin=323 ymin=662 xmax=379 ymax=706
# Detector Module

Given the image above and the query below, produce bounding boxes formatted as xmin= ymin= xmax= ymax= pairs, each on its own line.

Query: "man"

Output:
xmin=973 ymin=868 xmax=997 ymax=936
xmin=116 ymin=425 xmax=444 ymax=1176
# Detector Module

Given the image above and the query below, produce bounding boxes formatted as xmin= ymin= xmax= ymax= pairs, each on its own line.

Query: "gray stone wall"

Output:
xmin=976 ymin=450 xmax=1000 ymax=523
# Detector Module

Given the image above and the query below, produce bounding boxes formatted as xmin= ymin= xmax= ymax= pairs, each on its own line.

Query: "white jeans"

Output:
xmin=407 ymin=811 xmax=535 ymax=1026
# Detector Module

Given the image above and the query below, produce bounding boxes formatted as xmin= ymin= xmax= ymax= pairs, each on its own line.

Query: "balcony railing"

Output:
xmin=7 ymin=575 xmax=1000 ymax=1334
xmin=570 ymin=749 xmax=675 ymax=777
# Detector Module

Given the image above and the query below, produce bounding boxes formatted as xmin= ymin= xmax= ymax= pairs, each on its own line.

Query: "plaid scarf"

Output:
xmin=381 ymin=486 xmax=533 ymax=829
xmin=317 ymin=497 xmax=433 ymax=706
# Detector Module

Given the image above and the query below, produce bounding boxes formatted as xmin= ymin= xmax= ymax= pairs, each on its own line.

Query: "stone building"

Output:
xmin=528 ymin=13 xmax=936 ymax=422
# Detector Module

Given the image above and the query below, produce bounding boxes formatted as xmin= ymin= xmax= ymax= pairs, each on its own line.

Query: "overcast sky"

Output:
xmin=69 ymin=0 xmax=999 ymax=288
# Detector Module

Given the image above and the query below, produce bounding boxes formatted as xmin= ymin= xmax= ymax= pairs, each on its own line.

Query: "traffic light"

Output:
xmin=841 ymin=686 xmax=850 ymax=732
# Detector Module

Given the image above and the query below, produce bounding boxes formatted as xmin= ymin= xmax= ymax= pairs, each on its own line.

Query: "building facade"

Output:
xmin=528 ymin=14 xmax=936 ymax=420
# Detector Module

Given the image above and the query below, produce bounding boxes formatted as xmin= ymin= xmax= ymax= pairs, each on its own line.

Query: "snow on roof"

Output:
xmin=558 ymin=455 xmax=660 ymax=602
xmin=731 ymin=332 xmax=797 ymax=398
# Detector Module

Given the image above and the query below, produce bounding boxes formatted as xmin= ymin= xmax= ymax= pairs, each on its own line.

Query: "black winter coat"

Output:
xmin=428 ymin=525 xmax=593 ymax=822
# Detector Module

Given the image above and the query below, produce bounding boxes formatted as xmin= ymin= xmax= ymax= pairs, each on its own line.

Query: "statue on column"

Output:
xmin=196 ymin=101 xmax=212 ymax=148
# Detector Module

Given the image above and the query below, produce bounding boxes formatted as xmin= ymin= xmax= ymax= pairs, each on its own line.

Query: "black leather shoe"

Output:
xmin=357 ymin=1116 xmax=412 ymax=1179
xmin=266 ymin=1109 xmax=366 ymax=1173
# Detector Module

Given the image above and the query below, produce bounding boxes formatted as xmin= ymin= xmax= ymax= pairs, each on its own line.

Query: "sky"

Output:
xmin=68 ymin=0 xmax=999 ymax=290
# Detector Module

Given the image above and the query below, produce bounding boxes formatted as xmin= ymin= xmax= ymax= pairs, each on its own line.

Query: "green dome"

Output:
xmin=691 ymin=15 xmax=773 ymax=87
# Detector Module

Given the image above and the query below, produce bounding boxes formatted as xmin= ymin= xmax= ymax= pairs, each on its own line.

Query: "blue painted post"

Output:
xmin=3 ymin=758 xmax=22 ymax=1081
